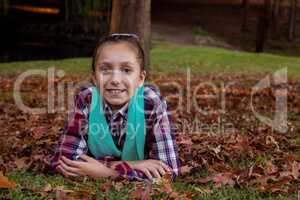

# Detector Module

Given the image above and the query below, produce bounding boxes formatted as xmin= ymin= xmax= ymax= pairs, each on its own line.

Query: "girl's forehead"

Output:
xmin=97 ymin=43 xmax=139 ymax=63
xmin=100 ymin=42 xmax=137 ymax=55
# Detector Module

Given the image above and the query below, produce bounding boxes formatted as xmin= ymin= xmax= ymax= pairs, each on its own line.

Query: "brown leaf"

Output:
xmin=54 ymin=186 xmax=95 ymax=200
xmin=291 ymin=161 xmax=300 ymax=179
xmin=266 ymin=135 xmax=280 ymax=151
xmin=43 ymin=183 xmax=53 ymax=192
xmin=198 ymin=172 xmax=236 ymax=188
xmin=264 ymin=161 xmax=278 ymax=175
xmin=194 ymin=187 xmax=212 ymax=194
xmin=114 ymin=181 xmax=126 ymax=192
xmin=14 ymin=157 xmax=32 ymax=170
xmin=179 ymin=165 xmax=193 ymax=175
xmin=128 ymin=182 xmax=153 ymax=200
xmin=55 ymin=189 xmax=70 ymax=200
xmin=0 ymin=171 xmax=16 ymax=189
xmin=32 ymin=126 xmax=47 ymax=140
xmin=99 ymin=182 xmax=113 ymax=192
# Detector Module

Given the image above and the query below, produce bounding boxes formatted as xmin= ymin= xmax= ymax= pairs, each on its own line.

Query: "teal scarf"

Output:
xmin=88 ymin=86 xmax=145 ymax=161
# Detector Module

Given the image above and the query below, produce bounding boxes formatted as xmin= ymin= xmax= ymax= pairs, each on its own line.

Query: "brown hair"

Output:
xmin=91 ymin=33 xmax=145 ymax=72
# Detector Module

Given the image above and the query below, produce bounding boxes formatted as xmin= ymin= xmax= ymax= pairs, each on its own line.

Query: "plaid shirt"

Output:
xmin=51 ymin=84 xmax=180 ymax=182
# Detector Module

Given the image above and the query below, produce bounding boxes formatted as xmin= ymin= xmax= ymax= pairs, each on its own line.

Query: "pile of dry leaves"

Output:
xmin=0 ymin=72 xmax=299 ymax=196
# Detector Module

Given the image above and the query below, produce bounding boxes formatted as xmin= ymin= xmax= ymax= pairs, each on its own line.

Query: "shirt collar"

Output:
xmin=103 ymin=100 xmax=129 ymax=120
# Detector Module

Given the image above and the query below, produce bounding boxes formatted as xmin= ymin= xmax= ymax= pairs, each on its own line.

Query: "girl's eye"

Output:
xmin=99 ymin=66 xmax=111 ymax=73
xmin=122 ymin=68 xmax=132 ymax=73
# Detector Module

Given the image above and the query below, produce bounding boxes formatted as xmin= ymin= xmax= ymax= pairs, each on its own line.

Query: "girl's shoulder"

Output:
xmin=144 ymin=83 xmax=167 ymax=109
xmin=74 ymin=85 xmax=94 ymax=106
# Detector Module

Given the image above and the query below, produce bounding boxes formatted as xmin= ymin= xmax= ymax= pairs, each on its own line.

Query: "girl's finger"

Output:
xmin=61 ymin=156 xmax=81 ymax=168
xmin=142 ymin=168 xmax=153 ymax=180
xmin=79 ymin=154 xmax=94 ymax=162
xmin=159 ymin=161 xmax=171 ymax=172
xmin=157 ymin=166 xmax=166 ymax=176
xmin=149 ymin=168 xmax=161 ymax=179
xmin=57 ymin=165 xmax=78 ymax=177
xmin=59 ymin=159 xmax=81 ymax=175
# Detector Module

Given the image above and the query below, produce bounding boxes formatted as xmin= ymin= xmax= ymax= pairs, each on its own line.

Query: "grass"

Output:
xmin=151 ymin=41 xmax=300 ymax=78
xmin=0 ymin=58 xmax=91 ymax=76
xmin=1 ymin=171 xmax=139 ymax=200
xmin=1 ymin=171 xmax=297 ymax=200
xmin=0 ymin=41 xmax=300 ymax=78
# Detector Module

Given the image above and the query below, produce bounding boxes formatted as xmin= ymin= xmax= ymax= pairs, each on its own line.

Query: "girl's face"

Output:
xmin=93 ymin=42 xmax=146 ymax=110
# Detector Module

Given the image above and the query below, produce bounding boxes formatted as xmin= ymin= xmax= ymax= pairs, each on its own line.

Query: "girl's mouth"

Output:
xmin=106 ymin=89 xmax=126 ymax=95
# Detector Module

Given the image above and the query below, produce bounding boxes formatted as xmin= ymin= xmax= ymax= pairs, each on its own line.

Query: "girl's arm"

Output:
xmin=51 ymin=88 xmax=127 ymax=179
xmin=51 ymin=89 xmax=115 ymax=173
xmin=57 ymin=155 xmax=119 ymax=179
xmin=51 ymin=91 xmax=89 ymax=170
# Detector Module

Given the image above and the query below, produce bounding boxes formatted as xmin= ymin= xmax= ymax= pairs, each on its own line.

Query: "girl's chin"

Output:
xmin=106 ymin=99 xmax=128 ymax=108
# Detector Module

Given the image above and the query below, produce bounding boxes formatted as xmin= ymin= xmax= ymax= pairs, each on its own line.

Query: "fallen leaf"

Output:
xmin=194 ymin=187 xmax=212 ymax=194
xmin=291 ymin=161 xmax=299 ymax=179
xmin=179 ymin=165 xmax=193 ymax=175
xmin=0 ymin=171 xmax=16 ymax=189
xmin=264 ymin=161 xmax=278 ymax=175
xmin=32 ymin=126 xmax=47 ymax=140
xmin=198 ymin=172 xmax=236 ymax=188
xmin=43 ymin=183 xmax=52 ymax=192
xmin=129 ymin=182 xmax=153 ymax=200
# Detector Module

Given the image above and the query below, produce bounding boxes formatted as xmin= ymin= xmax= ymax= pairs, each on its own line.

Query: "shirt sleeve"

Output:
xmin=50 ymin=91 xmax=89 ymax=170
xmin=112 ymin=90 xmax=180 ymax=182
xmin=50 ymin=89 xmax=128 ymax=173
xmin=149 ymin=96 xmax=180 ymax=181
xmin=113 ymin=162 xmax=149 ymax=181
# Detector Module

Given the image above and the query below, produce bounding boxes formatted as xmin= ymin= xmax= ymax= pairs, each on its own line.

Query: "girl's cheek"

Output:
xmin=97 ymin=74 xmax=107 ymax=86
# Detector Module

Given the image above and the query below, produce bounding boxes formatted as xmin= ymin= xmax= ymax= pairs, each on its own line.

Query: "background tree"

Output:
xmin=110 ymin=0 xmax=151 ymax=68
xmin=271 ymin=0 xmax=281 ymax=39
xmin=256 ymin=0 xmax=272 ymax=52
xmin=288 ymin=0 xmax=298 ymax=41
xmin=241 ymin=0 xmax=250 ymax=32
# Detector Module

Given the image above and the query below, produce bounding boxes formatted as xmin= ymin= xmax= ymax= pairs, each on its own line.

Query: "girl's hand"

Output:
xmin=127 ymin=159 xmax=171 ymax=180
xmin=57 ymin=155 xmax=118 ymax=179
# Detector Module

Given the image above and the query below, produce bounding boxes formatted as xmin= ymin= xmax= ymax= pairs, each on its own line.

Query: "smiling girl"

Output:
xmin=51 ymin=34 xmax=180 ymax=182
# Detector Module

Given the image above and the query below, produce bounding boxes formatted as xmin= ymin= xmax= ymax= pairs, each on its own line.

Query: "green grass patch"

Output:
xmin=151 ymin=41 xmax=300 ymax=78
xmin=1 ymin=171 xmax=298 ymax=200
xmin=0 ymin=58 xmax=91 ymax=75
xmin=0 ymin=171 xmax=134 ymax=200
xmin=0 ymin=41 xmax=300 ymax=78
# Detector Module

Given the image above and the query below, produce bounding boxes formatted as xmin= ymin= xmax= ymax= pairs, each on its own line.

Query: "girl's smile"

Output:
xmin=106 ymin=88 xmax=127 ymax=97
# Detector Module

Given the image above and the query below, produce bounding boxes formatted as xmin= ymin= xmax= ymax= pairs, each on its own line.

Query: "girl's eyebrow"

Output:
xmin=120 ymin=61 xmax=135 ymax=65
xmin=98 ymin=61 xmax=112 ymax=66
xmin=98 ymin=61 xmax=134 ymax=65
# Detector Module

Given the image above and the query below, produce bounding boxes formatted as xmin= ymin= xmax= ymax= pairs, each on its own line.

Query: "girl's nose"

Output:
xmin=110 ymin=70 xmax=121 ymax=85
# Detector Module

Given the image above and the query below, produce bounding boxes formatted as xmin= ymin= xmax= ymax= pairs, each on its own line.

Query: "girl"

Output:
xmin=51 ymin=33 xmax=180 ymax=182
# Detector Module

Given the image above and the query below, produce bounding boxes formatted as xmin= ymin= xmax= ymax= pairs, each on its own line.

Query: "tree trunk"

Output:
xmin=136 ymin=0 xmax=151 ymax=69
xmin=241 ymin=0 xmax=250 ymax=32
xmin=271 ymin=0 xmax=281 ymax=39
xmin=256 ymin=0 xmax=272 ymax=52
xmin=288 ymin=0 xmax=297 ymax=41
xmin=110 ymin=0 xmax=122 ymax=34
xmin=110 ymin=0 xmax=151 ymax=69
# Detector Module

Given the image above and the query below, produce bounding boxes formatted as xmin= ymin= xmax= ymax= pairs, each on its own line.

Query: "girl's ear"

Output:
xmin=139 ymin=70 xmax=146 ymax=86
xmin=91 ymin=74 xmax=96 ymax=85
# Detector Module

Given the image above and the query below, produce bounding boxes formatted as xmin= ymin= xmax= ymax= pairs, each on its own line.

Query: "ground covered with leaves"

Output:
xmin=0 ymin=72 xmax=300 ymax=199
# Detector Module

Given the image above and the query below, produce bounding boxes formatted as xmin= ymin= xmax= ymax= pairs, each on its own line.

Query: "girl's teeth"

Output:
xmin=110 ymin=90 xmax=122 ymax=94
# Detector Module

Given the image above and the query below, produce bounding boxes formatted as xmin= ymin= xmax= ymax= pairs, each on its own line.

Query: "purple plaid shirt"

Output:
xmin=51 ymin=84 xmax=180 ymax=181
